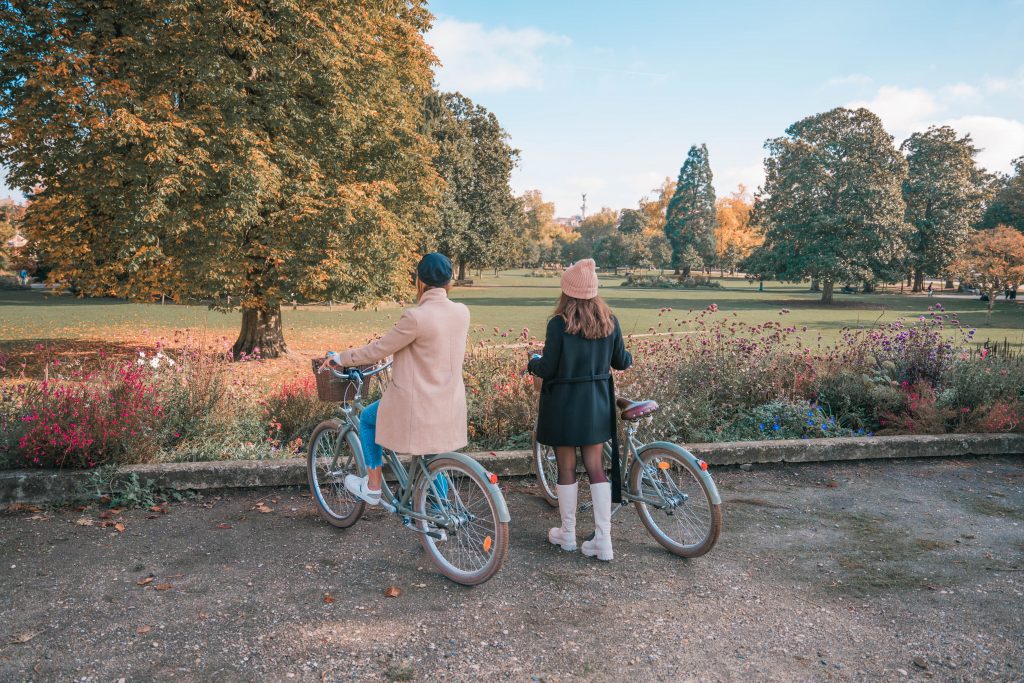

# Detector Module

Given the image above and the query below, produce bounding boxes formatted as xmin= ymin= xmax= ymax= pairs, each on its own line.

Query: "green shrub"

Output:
xmin=812 ymin=371 xmax=906 ymax=431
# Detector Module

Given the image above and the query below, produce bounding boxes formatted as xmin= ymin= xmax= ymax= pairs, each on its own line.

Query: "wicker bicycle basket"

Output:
xmin=311 ymin=358 xmax=390 ymax=402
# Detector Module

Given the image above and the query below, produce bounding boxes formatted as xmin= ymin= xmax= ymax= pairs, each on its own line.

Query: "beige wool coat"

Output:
xmin=339 ymin=288 xmax=470 ymax=455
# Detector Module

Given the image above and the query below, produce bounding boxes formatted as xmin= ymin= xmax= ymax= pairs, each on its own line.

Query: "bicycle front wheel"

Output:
xmin=414 ymin=457 xmax=509 ymax=585
xmin=307 ymin=419 xmax=365 ymax=528
xmin=532 ymin=432 xmax=559 ymax=507
xmin=629 ymin=447 xmax=721 ymax=558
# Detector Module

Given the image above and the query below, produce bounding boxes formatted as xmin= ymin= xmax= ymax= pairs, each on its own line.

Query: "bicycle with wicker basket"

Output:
xmin=307 ymin=358 xmax=510 ymax=585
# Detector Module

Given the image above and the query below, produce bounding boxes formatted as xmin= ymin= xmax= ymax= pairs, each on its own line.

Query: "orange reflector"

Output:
xmin=488 ymin=472 xmax=498 ymax=484
xmin=657 ymin=461 xmax=670 ymax=470
xmin=483 ymin=535 xmax=493 ymax=552
xmin=699 ymin=460 xmax=709 ymax=471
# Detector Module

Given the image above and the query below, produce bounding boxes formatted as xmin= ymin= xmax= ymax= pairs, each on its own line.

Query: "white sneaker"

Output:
xmin=344 ymin=474 xmax=381 ymax=506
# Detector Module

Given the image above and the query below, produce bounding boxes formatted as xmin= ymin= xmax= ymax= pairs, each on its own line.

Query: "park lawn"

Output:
xmin=2 ymin=270 xmax=1022 ymax=385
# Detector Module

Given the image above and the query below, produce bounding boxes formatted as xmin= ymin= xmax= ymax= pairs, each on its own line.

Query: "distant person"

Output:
xmin=19 ymin=269 xmax=27 ymax=286
xmin=927 ymin=282 xmax=933 ymax=297
xmin=528 ymin=258 xmax=633 ymax=561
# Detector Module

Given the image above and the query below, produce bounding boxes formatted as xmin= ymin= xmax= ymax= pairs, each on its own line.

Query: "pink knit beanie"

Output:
xmin=561 ymin=258 xmax=599 ymax=299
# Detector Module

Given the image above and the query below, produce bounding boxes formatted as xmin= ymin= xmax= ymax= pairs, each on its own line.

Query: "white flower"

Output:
xmin=137 ymin=359 xmax=145 ymax=366
xmin=167 ymin=358 xmax=176 ymax=367
xmin=149 ymin=358 xmax=160 ymax=369
xmin=138 ymin=351 xmax=146 ymax=358
xmin=156 ymin=352 xmax=164 ymax=359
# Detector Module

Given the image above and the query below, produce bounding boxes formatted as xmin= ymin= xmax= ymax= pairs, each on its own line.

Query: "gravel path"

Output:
xmin=1 ymin=456 xmax=1022 ymax=682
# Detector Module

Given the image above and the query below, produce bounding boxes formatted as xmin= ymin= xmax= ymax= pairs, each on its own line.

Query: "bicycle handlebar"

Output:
xmin=325 ymin=359 xmax=393 ymax=382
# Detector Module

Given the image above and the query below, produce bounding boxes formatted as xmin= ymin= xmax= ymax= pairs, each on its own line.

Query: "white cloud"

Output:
xmin=940 ymin=83 xmax=981 ymax=101
xmin=715 ymin=163 xmax=766 ymax=196
xmin=847 ymin=85 xmax=939 ymax=133
xmin=943 ymin=116 xmax=1024 ymax=174
xmin=824 ymin=73 xmax=873 ymax=88
xmin=428 ymin=19 xmax=569 ymax=93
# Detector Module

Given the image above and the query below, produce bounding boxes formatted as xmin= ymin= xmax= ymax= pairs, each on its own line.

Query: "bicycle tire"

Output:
xmin=307 ymin=419 xmax=366 ymax=528
xmin=532 ymin=431 xmax=559 ymax=507
xmin=628 ymin=446 xmax=721 ymax=558
xmin=414 ymin=457 xmax=509 ymax=585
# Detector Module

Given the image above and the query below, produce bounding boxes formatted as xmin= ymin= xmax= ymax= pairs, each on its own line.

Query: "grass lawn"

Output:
xmin=2 ymin=270 xmax=1022 ymax=383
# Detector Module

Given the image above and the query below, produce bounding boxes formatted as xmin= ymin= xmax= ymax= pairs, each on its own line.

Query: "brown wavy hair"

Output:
xmin=553 ymin=293 xmax=615 ymax=340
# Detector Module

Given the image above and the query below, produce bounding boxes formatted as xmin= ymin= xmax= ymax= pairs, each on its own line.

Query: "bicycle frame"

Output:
xmin=601 ymin=421 xmax=722 ymax=508
xmin=325 ymin=364 xmax=510 ymax=528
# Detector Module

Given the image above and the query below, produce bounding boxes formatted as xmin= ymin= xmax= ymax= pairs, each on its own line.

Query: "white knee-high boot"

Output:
xmin=581 ymin=482 xmax=613 ymax=561
xmin=548 ymin=483 xmax=578 ymax=551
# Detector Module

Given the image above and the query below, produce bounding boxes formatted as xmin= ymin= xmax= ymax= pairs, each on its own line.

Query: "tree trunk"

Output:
xmin=912 ymin=269 xmax=924 ymax=293
xmin=945 ymin=278 xmax=954 ymax=289
xmin=233 ymin=304 xmax=287 ymax=359
xmin=458 ymin=259 xmax=467 ymax=281
xmin=810 ymin=278 xmax=820 ymax=293
xmin=986 ymin=291 xmax=994 ymax=324
xmin=681 ymin=265 xmax=691 ymax=278
xmin=673 ymin=266 xmax=680 ymax=275
xmin=820 ymin=279 xmax=834 ymax=304
xmin=862 ymin=280 xmax=875 ymax=293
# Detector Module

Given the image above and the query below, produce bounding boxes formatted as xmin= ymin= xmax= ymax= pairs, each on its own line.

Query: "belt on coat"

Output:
xmin=541 ymin=372 xmax=622 ymax=503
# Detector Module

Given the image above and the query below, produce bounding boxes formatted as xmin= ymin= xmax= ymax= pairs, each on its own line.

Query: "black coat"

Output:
xmin=528 ymin=315 xmax=632 ymax=447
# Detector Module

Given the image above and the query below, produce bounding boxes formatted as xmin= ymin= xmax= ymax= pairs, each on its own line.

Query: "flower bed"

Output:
xmin=2 ymin=304 xmax=1022 ymax=470
xmin=621 ymin=273 xmax=722 ymax=289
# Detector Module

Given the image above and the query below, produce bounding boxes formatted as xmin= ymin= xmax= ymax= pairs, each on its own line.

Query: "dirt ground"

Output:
xmin=1 ymin=456 xmax=1022 ymax=682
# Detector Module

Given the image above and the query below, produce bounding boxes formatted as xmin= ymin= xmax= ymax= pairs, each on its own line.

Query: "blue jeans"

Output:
xmin=360 ymin=399 xmax=448 ymax=498
xmin=359 ymin=400 xmax=384 ymax=470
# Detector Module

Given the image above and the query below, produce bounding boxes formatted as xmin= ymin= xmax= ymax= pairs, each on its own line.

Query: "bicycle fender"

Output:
xmin=636 ymin=441 xmax=722 ymax=505
xmin=433 ymin=452 xmax=512 ymax=523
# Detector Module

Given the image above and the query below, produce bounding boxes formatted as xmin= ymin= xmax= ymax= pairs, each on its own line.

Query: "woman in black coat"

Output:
xmin=528 ymin=258 xmax=632 ymax=561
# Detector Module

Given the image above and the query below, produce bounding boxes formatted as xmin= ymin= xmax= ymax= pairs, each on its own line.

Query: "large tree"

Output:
xmin=901 ymin=126 xmax=987 ymax=291
xmin=664 ymin=144 xmax=716 ymax=276
xmin=0 ymin=1 xmax=440 ymax=358
xmin=982 ymin=157 xmax=1024 ymax=232
xmin=751 ymin=107 xmax=910 ymax=304
xmin=424 ymin=92 xmax=519 ymax=280
xmin=952 ymin=225 xmax=1024 ymax=322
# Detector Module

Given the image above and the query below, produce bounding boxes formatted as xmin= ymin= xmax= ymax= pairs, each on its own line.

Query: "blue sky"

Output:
xmin=3 ymin=1 xmax=1023 ymax=216
xmin=428 ymin=0 xmax=1024 ymax=215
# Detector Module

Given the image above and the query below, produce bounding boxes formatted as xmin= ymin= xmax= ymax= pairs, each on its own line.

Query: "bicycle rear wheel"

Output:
xmin=307 ymin=419 xmax=365 ymax=528
xmin=532 ymin=432 xmax=558 ymax=507
xmin=414 ymin=457 xmax=509 ymax=585
xmin=628 ymin=447 xmax=721 ymax=558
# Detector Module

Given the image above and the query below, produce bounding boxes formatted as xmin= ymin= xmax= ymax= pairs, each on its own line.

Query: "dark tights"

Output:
xmin=555 ymin=444 xmax=608 ymax=486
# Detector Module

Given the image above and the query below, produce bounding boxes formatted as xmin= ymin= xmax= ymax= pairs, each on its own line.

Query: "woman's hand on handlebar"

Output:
xmin=319 ymin=351 xmax=344 ymax=373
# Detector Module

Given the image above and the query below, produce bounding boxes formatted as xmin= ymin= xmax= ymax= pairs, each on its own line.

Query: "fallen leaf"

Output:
xmin=166 ymin=574 xmax=184 ymax=579
xmin=99 ymin=511 xmax=112 ymax=520
xmin=323 ymin=594 xmax=335 ymax=604
xmin=7 ymin=503 xmax=42 ymax=513
xmin=75 ymin=518 xmax=94 ymax=526
xmin=29 ymin=514 xmax=49 ymax=521
xmin=109 ymin=507 xmax=125 ymax=514
xmin=100 ymin=520 xmax=116 ymax=528
xmin=98 ymin=495 xmax=111 ymax=505
xmin=8 ymin=630 xmax=40 ymax=644
xmin=255 ymin=503 xmax=273 ymax=513
xmin=136 ymin=625 xmax=152 ymax=635
xmin=270 ymin=499 xmax=279 ymax=504
xmin=383 ymin=585 xmax=401 ymax=598
xmin=216 ymin=523 xmax=232 ymax=529
xmin=114 ymin=523 xmax=125 ymax=533
xmin=136 ymin=577 xmax=154 ymax=586
xmin=153 ymin=583 xmax=172 ymax=591
xmin=912 ymin=657 xmax=929 ymax=670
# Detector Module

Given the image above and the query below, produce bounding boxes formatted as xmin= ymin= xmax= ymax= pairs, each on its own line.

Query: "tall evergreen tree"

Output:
xmin=901 ymin=126 xmax=988 ymax=291
xmin=0 ymin=1 xmax=440 ymax=357
xmin=751 ymin=107 xmax=910 ymax=304
xmin=664 ymin=144 xmax=716 ymax=276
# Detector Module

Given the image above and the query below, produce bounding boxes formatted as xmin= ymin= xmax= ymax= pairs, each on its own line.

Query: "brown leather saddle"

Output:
xmin=615 ymin=396 xmax=659 ymax=421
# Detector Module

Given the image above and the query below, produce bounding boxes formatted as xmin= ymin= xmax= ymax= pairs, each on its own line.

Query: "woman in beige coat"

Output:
xmin=326 ymin=253 xmax=470 ymax=505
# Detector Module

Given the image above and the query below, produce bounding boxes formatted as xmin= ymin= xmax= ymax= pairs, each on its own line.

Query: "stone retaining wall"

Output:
xmin=2 ymin=433 xmax=1022 ymax=505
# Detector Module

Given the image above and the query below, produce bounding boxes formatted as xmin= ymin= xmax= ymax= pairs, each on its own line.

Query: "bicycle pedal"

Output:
xmin=379 ymin=500 xmax=397 ymax=513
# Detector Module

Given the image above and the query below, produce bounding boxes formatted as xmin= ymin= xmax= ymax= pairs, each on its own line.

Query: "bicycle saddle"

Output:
xmin=615 ymin=397 xmax=659 ymax=421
